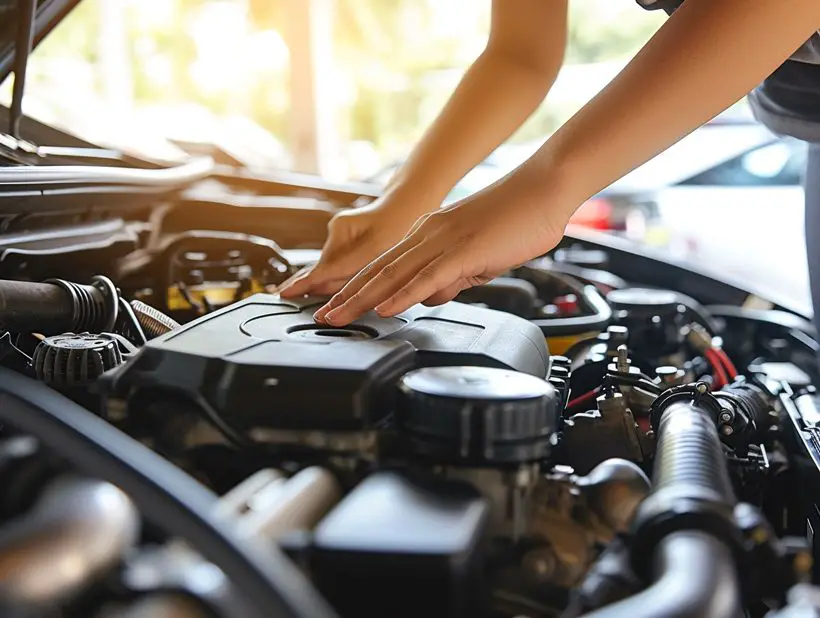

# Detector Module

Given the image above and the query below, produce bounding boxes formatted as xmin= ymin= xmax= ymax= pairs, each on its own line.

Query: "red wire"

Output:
xmin=567 ymin=388 xmax=600 ymax=409
xmin=705 ymin=348 xmax=728 ymax=390
xmin=714 ymin=348 xmax=738 ymax=379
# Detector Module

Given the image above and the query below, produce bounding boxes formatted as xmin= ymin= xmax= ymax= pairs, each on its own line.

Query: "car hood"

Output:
xmin=0 ymin=0 xmax=80 ymax=83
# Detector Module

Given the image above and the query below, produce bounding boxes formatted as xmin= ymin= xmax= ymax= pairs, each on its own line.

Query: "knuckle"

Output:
xmin=380 ymin=262 xmax=400 ymax=280
xmin=417 ymin=263 xmax=439 ymax=280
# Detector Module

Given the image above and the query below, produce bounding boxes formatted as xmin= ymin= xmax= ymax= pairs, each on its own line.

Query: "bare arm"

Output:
xmin=384 ymin=0 xmax=567 ymax=214
xmin=279 ymin=0 xmax=567 ymax=299
xmin=512 ymin=0 xmax=820 ymax=216
xmin=314 ymin=0 xmax=820 ymax=325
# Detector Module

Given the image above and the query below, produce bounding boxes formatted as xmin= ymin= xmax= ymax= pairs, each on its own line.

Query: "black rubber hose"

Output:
xmin=0 ymin=367 xmax=338 ymax=618
xmin=630 ymin=399 xmax=739 ymax=568
xmin=652 ymin=401 xmax=735 ymax=501
xmin=572 ymin=396 xmax=745 ymax=618
xmin=0 ymin=277 xmax=118 ymax=335
xmin=578 ymin=531 xmax=741 ymax=618
xmin=0 ymin=280 xmax=77 ymax=334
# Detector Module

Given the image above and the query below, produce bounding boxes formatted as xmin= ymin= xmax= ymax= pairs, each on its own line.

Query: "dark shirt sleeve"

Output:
xmin=635 ymin=0 xmax=681 ymax=15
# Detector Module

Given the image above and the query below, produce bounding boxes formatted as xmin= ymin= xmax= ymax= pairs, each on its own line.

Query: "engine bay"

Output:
xmin=3 ymin=221 xmax=820 ymax=618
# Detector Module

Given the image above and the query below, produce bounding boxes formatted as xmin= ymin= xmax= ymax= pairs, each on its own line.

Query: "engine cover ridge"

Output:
xmin=102 ymin=294 xmax=549 ymax=434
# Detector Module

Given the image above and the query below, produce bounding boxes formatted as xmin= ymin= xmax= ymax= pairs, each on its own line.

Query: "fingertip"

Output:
xmin=374 ymin=302 xmax=393 ymax=317
xmin=323 ymin=308 xmax=342 ymax=325
xmin=279 ymin=285 xmax=305 ymax=299
xmin=278 ymin=272 xmax=309 ymax=296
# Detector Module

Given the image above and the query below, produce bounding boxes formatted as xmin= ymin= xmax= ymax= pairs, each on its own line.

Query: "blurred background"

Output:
xmin=0 ymin=0 xmax=809 ymax=310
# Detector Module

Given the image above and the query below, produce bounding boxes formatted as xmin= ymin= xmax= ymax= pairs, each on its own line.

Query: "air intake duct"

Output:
xmin=574 ymin=383 xmax=744 ymax=618
xmin=0 ymin=276 xmax=118 ymax=335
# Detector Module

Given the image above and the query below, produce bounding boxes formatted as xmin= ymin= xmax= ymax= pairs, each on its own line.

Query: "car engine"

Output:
xmin=2 ymin=229 xmax=820 ymax=618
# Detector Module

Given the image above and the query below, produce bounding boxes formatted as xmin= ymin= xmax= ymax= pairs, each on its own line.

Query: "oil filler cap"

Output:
xmin=33 ymin=332 xmax=132 ymax=387
xmin=396 ymin=366 xmax=558 ymax=465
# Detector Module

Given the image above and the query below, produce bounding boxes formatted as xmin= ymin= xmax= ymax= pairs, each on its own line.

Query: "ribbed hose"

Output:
xmin=652 ymin=402 xmax=735 ymax=502
xmin=130 ymin=300 xmax=180 ymax=339
xmin=631 ymin=399 xmax=739 ymax=572
xmin=574 ymin=399 xmax=744 ymax=618
xmin=0 ymin=277 xmax=118 ymax=335
xmin=49 ymin=276 xmax=119 ymax=333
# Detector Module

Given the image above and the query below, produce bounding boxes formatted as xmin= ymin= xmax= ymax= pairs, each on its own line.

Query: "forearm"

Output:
xmin=386 ymin=9 xmax=566 ymax=213
xmin=508 ymin=0 xmax=820 ymax=215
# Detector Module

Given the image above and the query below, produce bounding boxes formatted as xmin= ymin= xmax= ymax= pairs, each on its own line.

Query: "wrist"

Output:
xmin=378 ymin=181 xmax=447 ymax=218
xmin=491 ymin=156 xmax=588 ymax=223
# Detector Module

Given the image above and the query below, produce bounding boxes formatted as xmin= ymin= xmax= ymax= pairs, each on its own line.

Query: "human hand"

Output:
xmin=278 ymin=196 xmax=430 ymax=298
xmin=312 ymin=188 xmax=571 ymax=326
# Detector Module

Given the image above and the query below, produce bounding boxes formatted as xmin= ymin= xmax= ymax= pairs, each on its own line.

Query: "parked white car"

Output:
xmin=627 ymin=133 xmax=809 ymax=309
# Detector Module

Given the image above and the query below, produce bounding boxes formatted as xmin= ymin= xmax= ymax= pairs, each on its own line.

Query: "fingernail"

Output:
xmin=375 ymin=303 xmax=389 ymax=316
xmin=324 ymin=308 xmax=341 ymax=324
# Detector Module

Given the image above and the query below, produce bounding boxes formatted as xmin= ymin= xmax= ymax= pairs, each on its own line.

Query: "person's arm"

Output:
xmin=279 ymin=0 xmax=567 ymax=299
xmin=314 ymin=0 xmax=820 ymax=326
xmin=515 ymin=0 xmax=820 ymax=213
xmin=381 ymin=0 xmax=567 ymax=212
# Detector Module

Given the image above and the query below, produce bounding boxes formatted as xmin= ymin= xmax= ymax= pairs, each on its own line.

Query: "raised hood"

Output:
xmin=0 ymin=1 xmax=79 ymax=84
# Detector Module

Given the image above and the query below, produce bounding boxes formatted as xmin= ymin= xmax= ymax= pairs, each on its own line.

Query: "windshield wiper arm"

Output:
xmin=9 ymin=0 xmax=36 ymax=139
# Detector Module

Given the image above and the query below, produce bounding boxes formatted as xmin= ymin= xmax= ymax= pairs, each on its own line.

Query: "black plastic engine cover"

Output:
xmin=103 ymin=294 xmax=549 ymax=433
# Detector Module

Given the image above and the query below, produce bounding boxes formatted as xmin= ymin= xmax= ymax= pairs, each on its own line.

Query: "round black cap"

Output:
xmin=396 ymin=366 xmax=559 ymax=466
xmin=33 ymin=332 xmax=125 ymax=387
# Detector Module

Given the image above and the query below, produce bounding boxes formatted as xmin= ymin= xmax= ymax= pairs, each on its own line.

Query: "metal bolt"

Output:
xmin=695 ymin=382 xmax=709 ymax=395
xmin=721 ymin=425 xmax=734 ymax=436
xmin=616 ymin=345 xmax=629 ymax=373
xmin=719 ymin=411 xmax=733 ymax=423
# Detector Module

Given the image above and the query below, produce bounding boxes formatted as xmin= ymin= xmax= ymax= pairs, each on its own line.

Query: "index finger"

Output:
xmin=322 ymin=243 xmax=437 ymax=326
xmin=313 ymin=237 xmax=419 ymax=322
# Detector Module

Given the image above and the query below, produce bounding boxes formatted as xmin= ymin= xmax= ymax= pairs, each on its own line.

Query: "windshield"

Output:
xmin=0 ymin=0 xmax=809 ymax=310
